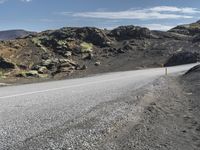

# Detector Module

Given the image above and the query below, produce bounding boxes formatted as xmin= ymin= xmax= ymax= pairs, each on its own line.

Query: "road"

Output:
xmin=0 ymin=63 xmax=198 ymax=149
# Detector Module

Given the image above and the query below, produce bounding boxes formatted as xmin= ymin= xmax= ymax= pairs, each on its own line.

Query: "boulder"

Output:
xmin=95 ymin=61 xmax=101 ymax=66
xmin=0 ymin=57 xmax=15 ymax=70
xmin=75 ymin=27 xmax=111 ymax=47
xmin=110 ymin=26 xmax=151 ymax=40
xmin=82 ymin=53 xmax=93 ymax=60
xmin=38 ymin=66 xmax=48 ymax=74
xmin=164 ymin=52 xmax=199 ymax=67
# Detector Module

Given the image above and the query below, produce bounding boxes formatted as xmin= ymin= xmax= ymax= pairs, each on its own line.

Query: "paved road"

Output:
xmin=0 ymin=63 xmax=198 ymax=149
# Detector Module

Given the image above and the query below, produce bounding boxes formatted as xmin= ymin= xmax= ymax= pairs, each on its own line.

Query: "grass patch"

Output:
xmin=0 ymin=71 xmax=3 ymax=78
xmin=0 ymin=71 xmax=6 ymax=79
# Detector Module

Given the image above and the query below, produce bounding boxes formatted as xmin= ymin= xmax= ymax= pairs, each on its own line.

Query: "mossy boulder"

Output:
xmin=80 ymin=42 xmax=93 ymax=53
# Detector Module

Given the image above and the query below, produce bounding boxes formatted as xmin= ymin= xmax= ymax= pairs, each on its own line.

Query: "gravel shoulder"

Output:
xmin=8 ymin=73 xmax=200 ymax=150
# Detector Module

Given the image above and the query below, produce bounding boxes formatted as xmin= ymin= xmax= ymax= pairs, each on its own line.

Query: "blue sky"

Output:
xmin=0 ymin=0 xmax=200 ymax=31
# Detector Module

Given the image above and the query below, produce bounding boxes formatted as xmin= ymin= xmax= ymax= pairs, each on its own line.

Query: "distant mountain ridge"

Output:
xmin=0 ymin=29 xmax=35 ymax=41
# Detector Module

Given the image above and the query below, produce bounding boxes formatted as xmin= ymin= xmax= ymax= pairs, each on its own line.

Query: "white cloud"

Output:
xmin=142 ymin=24 xmax=174 ymax=31
xmin=71 ymin=11 xmax=192 ymax=20
xmin=0 ymin=0 xmax=32 ymax=3
xmin=100 ymin=24 xmax=174 ymax=31
xmin=21 ymin=0 xmax=32 ymax=2
xmin=149 ymin=6 xmax=200 ymax=14
xmin=60 ymin=6 xmax=200 ymax=20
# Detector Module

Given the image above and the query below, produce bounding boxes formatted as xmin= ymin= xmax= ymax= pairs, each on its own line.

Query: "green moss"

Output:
xmin=32 ymin=37 xmax=48 ymax=52
xmin=0 ymin=71 xmax=6 ymax=79
xmin=189 ymin=23 xmax=200 ymax=29
xmin=57 ymin=40 xmax=67 ymax=46
xmin=16 ymin=70 xmax=39 ymax=78
xmin=0 ymin=71 xmax=3 ymax=78
xmin=80 ymin=42 xmax=93 ymax=53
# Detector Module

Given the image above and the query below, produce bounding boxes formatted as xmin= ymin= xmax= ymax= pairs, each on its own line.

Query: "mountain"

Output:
xmin=0 ymin=29 xmax=35 ymax=41
xmin=0 ymin=22 xmax=199 ymax=83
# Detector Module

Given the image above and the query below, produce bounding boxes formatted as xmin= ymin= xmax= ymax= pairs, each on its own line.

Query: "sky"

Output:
xmin=0 ymin=0 xmax=200 ymax=31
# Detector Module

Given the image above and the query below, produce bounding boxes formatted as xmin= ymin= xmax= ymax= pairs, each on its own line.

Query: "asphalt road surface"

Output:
xmin=0 ymin=63 xmax=199 ymax=149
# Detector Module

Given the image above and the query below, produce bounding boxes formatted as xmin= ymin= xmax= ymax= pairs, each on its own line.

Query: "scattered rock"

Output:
xmin=64 ymin=51 xmax=72 ymax=57
xmin=82 ymin=53 xmax=94 ymax=60
xmin=0 ymin=83 xmax=10 ymax=87
xmin=81 ymin=65 xmax=87 ymax=70
xmin=76 ymin=65 xmax=87 ymax=70
xmin=18 ymin=64 xmax=28 ymax=70
xmin=95 ymin=61 xmax=101 ymax=66
xmin=117 ymin=48 xmax=125 ymax=53
xmin=58 ymin=66 xmax=75 ymax=73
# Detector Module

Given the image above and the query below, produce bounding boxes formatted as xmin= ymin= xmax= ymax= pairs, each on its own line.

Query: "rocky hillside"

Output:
xmin=0 ymin=30 xmax=35 ymax=41
xmin=0 ymin=22 xmax=200 ymax=83
xmin=169 ymin=20 xmax=200 ymax=36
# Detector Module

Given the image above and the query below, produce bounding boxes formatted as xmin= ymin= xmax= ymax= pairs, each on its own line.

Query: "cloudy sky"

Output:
xmin=0 ymin=0 xmax=200 ymax=31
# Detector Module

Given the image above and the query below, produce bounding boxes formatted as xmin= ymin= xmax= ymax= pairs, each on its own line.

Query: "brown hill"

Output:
xmin=0 ymin=30 xmax=35 ymax=41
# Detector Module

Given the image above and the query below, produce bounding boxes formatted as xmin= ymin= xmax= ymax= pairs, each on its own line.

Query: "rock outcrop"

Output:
xmin=110 ymin=26 xmax=151 ymax=40
xmin=169 ymin=20 xmax=200 ymax=36
xmin=164 ymin=52 xmax=199 ymax=67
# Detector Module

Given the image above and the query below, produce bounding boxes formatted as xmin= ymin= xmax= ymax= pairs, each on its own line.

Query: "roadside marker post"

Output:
xmin=165 ymin=67 xmax=168 ymax=75
xmin=161 ymin=64 xmax=168 ymax=75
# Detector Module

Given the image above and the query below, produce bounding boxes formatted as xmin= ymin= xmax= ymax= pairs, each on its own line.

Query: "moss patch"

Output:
xmin=80 ymin=42 xmax=93 ymax=53
xmin=32 ymin=37 xmax=48 ymax=52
